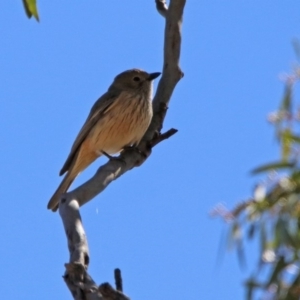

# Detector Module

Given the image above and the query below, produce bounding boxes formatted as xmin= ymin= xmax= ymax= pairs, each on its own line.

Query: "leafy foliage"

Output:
xmin=213 ymin=65 xmax=300 ymax=299
xmin=22 ymin=0 xmax=39 ymax=21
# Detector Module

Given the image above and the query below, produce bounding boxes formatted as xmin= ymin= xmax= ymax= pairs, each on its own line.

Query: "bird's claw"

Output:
xmin=122 ymin=145 xmax=147 ymax=158
xmin=101 ymin=150 xmax=115 ymax=160
xmin=101 ymin=150 xmax=127 ymax=164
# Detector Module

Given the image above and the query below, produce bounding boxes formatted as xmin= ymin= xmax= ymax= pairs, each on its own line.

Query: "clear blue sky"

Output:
xmin=1 ymin=1 xmax=300 ymax=299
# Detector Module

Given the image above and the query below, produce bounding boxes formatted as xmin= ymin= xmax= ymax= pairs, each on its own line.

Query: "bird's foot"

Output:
xmin=122 ymin=145 xmax=151 ymax=167
xmin=101 ymin=150 xmax=115 ymax=160
xmin=101 ymin=150 xmax=123 ymax=162
xmin=122 ymin=145 xmax=147 ymax=157
xmin=101 ymin=150 xmax=127 ymax=164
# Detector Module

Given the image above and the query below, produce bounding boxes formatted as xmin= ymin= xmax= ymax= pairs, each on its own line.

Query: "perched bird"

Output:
xmin=47 ymin=69 xmax=161 ymax=211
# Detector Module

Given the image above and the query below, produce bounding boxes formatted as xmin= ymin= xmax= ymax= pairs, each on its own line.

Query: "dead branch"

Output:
xmin=114 ymin=268 xmax=123 ymax=292
xmin=59 ymin=0 xmax=186 ymax=298
xmin=61 ymin=0 xmax=184 ymax=209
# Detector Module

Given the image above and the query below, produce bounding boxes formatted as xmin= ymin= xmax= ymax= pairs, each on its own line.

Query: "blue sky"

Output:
xmin=1 ymin=1 xmax=300 ymax=299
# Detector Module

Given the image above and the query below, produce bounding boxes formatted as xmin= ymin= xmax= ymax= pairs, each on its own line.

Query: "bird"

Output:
xmin=47 ymin=69 xmax=161 ymax=211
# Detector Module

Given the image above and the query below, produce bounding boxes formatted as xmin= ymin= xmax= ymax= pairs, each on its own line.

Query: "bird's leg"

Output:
xmin=122 ymin=145 xmax=152 ymax=166
xmin=101 ymin=151 xmax=129 ymax=164
xmin=122 ymin=145 xmax=146 ymax=157
xmin=100 ymin=150 xmax=127 ymax=165
xmin=100 ymin=150 xmax=116 ymax=160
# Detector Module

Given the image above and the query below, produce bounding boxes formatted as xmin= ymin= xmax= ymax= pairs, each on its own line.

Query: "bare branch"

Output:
xmin=150 ymin=128 xmax=178 ymax=147
xmin=99 ymin=283 xmax=130 ymax=300
xmin=60 ymin=198 xmax=90 ymax=267
xmin=58 ymin=1 xmax=186 ymax=298
xmin=63 ymin=262 xmax=103 ymax=300
xmin=61 ymin=0 xmax=185 ymax=208
xmin=63 ymin=263 xmax=129 ymax=300
xmin=114 ymin=268 xmax=123 ymax=292
xmin=60 ymin=198 xmax=130 ymax=299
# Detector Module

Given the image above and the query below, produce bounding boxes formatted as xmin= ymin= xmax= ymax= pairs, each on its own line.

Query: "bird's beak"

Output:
xmin=147 ymin=72 xmax=161 ymax=81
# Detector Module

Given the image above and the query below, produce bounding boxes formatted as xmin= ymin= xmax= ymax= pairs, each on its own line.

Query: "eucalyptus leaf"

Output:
xmin=267 ymin=256 xmax=287 ymax=286
xmin=251 ymin=161 xmax=295 ymax=175
xmin=281 ymin=129 xmax=292 ymax=160
xmin=289 ymin=134 xmax=300 ymax=143
xmin=280 ymin=84 xmax=292 ymax=114
xmin=260 ymin=221 xmax=267 ymax=259
xmin=285 ymin=271 xmax=300 ymax=300
xmin=22 ymin=0 xmax=39 ymax=21
xmin=245 ymin=278 xmax=263 ymax=300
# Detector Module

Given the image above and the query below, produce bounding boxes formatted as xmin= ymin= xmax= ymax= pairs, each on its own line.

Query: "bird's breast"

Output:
xmin=88 ymin=92 xmax=152 ymax=154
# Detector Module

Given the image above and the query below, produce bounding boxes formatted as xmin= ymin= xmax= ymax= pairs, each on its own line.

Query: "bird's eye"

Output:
xmin=133 ymin=76 xmax=141 ymax=82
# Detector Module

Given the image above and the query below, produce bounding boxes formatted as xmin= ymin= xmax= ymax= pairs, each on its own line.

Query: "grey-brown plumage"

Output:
xmin=47 ymin=69 xmax=161 ymax=211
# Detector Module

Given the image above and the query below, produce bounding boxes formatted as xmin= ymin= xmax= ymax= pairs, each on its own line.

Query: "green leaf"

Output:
xmin=227 ymin=222 xmax=240 ymax=250
xmin=229 ymin=222 xmax=246 ymax=268
xmin=22 ymin=0 xmax=39 ymax=21
xmin=247 ymin=224 xmax=256 ymax=240
xmin=280 ymin=84 xmax=292 ymax=114
xmin=232 ymin=222 xmax=241 ymax=240
xmin=245 ymin=278 xmax=263 ymax=300
xmin=236 ymin=240 xmax=246 ymax=269
xmin=273 ymin=218 xmax=284 ymax=250
xmin=267 ymin=256 xmax=288 ymax=286
xmin=282 ymin=222 xmax=297 ymax=248
xmin=273 ymin=217 xmax=298 ymax=249
xmin=279 ymin=130 xmax=300 ymax=160
xmin=281 ymin=129 xmax=292 ymax=160
xmin=289 ymin=134 xmax=300 ymax=143
xmin=260 ymin=221 xmax=267 ymax=258
xmin=251 ymin=161 xmax=296 ymax=175
xmin=290 ymin=172 xmax=300 ymax=193
xmin=285 ymin=270 xmax=300 ymax=300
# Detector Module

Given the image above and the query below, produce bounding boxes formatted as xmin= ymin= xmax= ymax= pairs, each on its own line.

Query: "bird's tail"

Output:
xmin=47 ymin=173 xmax=75 ymax=212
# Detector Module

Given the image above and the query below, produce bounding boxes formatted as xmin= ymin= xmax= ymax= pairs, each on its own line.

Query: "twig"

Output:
xmin=114 ymin=268 xmax=123 ymax=292
xmin=150 ymin=128 xmax=178 ymax=147
xmin=61 ymin=0 xmax=185 ymax=208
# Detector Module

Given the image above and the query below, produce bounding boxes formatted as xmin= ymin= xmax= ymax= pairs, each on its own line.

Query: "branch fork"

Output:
xmin=57 ymin=1 xmax=186 ymax=299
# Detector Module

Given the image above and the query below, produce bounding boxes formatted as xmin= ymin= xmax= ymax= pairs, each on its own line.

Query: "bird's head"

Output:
xmin=110 ymin=69 xmax=161 ymax=93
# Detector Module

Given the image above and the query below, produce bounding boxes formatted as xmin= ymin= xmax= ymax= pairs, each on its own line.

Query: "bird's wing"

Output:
xmin=59 ymin=90 xmax=119 ymax=176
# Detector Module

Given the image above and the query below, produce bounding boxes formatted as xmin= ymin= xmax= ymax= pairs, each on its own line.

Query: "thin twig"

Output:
xmin=114 ymin=268 xmax=123 ymax=292
xmin=150 ymin=128 xmax=178 ymax=147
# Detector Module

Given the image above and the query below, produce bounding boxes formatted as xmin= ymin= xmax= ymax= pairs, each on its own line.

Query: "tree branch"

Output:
xmin=155 ymin=0 xmax=168 ymax=17
xmin=59 ymin=0 xmax=186 ymax=298
xmin=99 ymin=283 xmax=129 ymax=300
xmin=114 ymin=268 xmax=123 ymax=292
xmin=61 ymin=0 xmax=185 ymax=208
